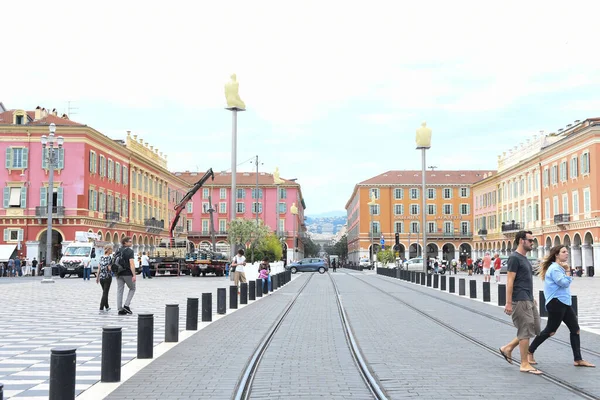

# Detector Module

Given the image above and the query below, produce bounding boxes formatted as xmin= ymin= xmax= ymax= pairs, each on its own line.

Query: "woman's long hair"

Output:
xmin=540 ymin=245 xmax=566 ymax=280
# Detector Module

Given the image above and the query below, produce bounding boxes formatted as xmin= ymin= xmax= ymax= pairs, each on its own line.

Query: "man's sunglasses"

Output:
xmin=524 ymin=238 xmax=534 ymax=243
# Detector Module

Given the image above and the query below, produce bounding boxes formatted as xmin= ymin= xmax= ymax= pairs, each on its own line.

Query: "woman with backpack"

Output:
xmin=96 ymin=245 xmax=114 ymax=313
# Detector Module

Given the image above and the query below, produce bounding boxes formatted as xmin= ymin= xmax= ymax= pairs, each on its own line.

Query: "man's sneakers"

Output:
xmin=118 ymin=310 xmax=128 ymax=315
xmin=123 ymin=305 xmax=133 ymax=314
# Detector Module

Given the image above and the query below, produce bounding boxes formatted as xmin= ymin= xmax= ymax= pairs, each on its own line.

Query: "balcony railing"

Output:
xmin=554 ymin=214 xmax=571 ymax=224
xmin=478 ymin=229 xmax=488 ymax=236
xmin=188 ymin=230 xmax=228 ymax=237
xmin=105 ymin=211 xmax=120 ymax=221
xmin=144 ymin=218 xmax=165 ymax=229
xmin=35 ymin=206 xmax=65 ymax=217
xmin=501 ymin=221 xmax=521 ymax=232
xmin=427 ymin=231 xmax=473 ymax=239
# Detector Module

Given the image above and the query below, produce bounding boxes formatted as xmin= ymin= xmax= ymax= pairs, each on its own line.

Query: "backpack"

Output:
xmin=111 ymin=250 xmax=129 ymax=275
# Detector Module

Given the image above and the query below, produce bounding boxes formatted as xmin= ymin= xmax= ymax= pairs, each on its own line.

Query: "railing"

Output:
xmin=174 ymin=226 xmax=184 ymax=233
xmin=144 ymin=218 xmax=165 ymax=229
xmin=478 ymin=229 xmax=488 ymax=235
xmin=105 ymin=211 xmax=120 ymax=221
xmin=35 ymin=206 xmax=65 ymax=217
xmin=188 ymin=230 xmax=229 ymax=236
xmin=427 ymin=231 xmax=473 ymax=238
xmin=501 ymin=222 xmax=521 ymax=232
xmin=554 ymin=214 xmax=571 ymax=224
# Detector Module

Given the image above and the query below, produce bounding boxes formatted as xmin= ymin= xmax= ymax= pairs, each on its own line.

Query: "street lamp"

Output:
xmin=416 ymin=122 xmax=432 ymax=275
xmin=368 ymin=193 xmax=378 ymax=265
xmin=41 ymin=123 xmax=64 ymax=283
xmin=290 ymin=203 xmax=298 ymax=262
xmin=273 ymin=167 xmax=284 ymax=239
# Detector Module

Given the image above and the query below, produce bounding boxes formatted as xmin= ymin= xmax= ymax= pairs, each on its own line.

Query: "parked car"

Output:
xmin=403 ymin=257 xmax=424 ymax=272
xmin=499 ymin=255 xmax=540 ymax=274
xmin=286 ymin=258 xmax=328 ymax=274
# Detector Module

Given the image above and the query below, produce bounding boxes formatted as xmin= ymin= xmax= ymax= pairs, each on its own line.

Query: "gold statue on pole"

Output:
xmin=225 ymin=74 xmax=246 ymax=109
xmin=273 ymin=167 xmax=285 ymax=185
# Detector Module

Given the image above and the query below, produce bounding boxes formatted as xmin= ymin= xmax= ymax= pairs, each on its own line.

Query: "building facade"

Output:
xmin=345 ymin=170 xmax=489 ymax=264
xmin=174 ymin=171 xmax=307 ymax=262
xmin=472 ymin=118 xmax=600 ymax=275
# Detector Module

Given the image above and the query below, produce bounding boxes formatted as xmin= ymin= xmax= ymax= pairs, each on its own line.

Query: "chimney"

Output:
xmin=34 ymin=106 xmax=42 ymax=120
xmin=42 ymin=108 xmax=48 ymax=118
xmin=52 ymin=108 xmax=57 ymax=116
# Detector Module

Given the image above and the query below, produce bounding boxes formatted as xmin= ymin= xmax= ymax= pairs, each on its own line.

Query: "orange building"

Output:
xmin=345 ymin=170 xmax=489 ymax=264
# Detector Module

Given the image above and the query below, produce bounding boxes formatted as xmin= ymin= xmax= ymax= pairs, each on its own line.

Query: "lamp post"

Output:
xmin=290 ymin=203 xmax=298 ymax=262
xmin=367 ymin=194 xmax=378 ymax=265
xmin=273 ymin=167 xmax=284 ymax=239
xmin=416 ymin=122 xmax=432 ymax=275
xmin=41 ymin=123 xmax=64 ymax=283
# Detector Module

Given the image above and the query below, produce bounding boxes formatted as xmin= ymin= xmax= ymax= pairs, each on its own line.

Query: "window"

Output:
xmin=202 ymin=202 xmax=210 ymax=213
xmin=41 ymin=148 xmax=64 ymax=170
xmin=220 ymin=188 xmax=227 ymax=199
xmin=571 ymin=157 xmax=578 ymax=178
xmin=553 ymin=196 xmax=559 ymax=215
xmin=148 ymin=179 xmax=153 ymax=195
xmin=394 ymin=188 xmax=403 ymax=200
xmin=89 ymin=151 xmax=97 ymax=173
xmin=562 ymin=194 xmax=568 ymax=214
xmin=143 ymin=204 xmax=147 ymax=220
xmin=202 ymin=219 xmax=209 ymax=232
xmin=131 ymin=169 xmax=136 ymax=188
xmin=279 ymin=202 xmax=287 ymax=213
xmin=427 ymin=188 xmax=436 ymax=199
xmin=370 ymin=204 xmax=380 ymax=215
xmin=428 ymin=222 xmax=436 ymax=233
xmin=158 ymin=182 xmax=162 ymax=198
xmin=551 ymin=165 xmax=558 ymax=184
xmin=461 ymin=222 xmax=469 ymax=234
xmin=252 ymin=188 xmax=263 ymax=199
xmin=187 ymin=203 xmax=193 ymax=213
xmin=460 ymin=204 xmax=470 ymax=215
xmin=131 ymin=202 xmax=136 ymax=220
xmin=236 ymin=202 xmax=245 ymax=213
xmin=543 ymin=168 xmax=549 ymax=187
xmin=144 ymin=175 xmax=148 ymax=193
xmin=427 ymin=204 xmax=436 ymax=215
xmin=459 ymin=187 xmax=468 ymax=198
xmin=526 ymin=205 xmax=532 ymax=223
xmin=410 ymin=204 xmax=419 ymax=215
xmin=237 ymin=188 xmax=246 ymax=199
xmin=99 ymin=192 xmax=106 ymax=213
xmin=107 ymin=194 xmax=114 ymax=213
xmin=219 ymin=202 xmax=227 ymax=213
xmin=394 ymin=204 xmax=403 ymax=215
xmin=410 ymin=188 xmax=419 ymax=199
xmin=138 ymin=172 xmax=142 ymax=191
xmin=544 ymin=199 xmax=550 ymax=220
xmin=580 ymin=152 xmax=590 ymax=175
xmin=108 ymin=159 xmax=114 ymax=180
xmin=123 ymin=167 xmax=128 ymax=185
xmin=5 ymin=147 xmax=29 ymax=170
xmin=39 ymin=186 xmax=64 ymax=208
xmin=115 ymin=163 xmax=121 ymax=183
xmin=527 ymin=175 xmax=532 ymax=193
xmin=186 ymin=220 xmax=193 ymax=232
xmin=3 ymin=187 xmax=27 ymax=208
xmin=88 ymin=188 xmax=97 ymax=211
xmin=122 ymin=198 xmax=128 ymax=218
xmin=394 ymin=222 xmax=403 ymax=233
xmin=444 ymin=204 xmax=452 ymax=215
xmin=371 ymin=221 xmax=380 ymax=234
xmin=560 ymin=161 xmax=567 ymax=182
xmin=583 ymin=188 xmax=591 ymax=217
xmin=534 ymin=203 xmax=539 ymax=221
xmin=3 ymin=228 xmax=23 ymax=242
xmin=203 ymin=188 xmax=209 ymax=199
xmin=572 ymin=191 xmax=579 ymax=216
xmin=443 ymin=188 xmax=452 ymax=199
xmin=410 ymin=222 xmax=419 ymax=233
xmin=252 ymin=202 xmax=263 ymax=213
xmin=444 ymin=221 xmax=453 ymax=233
xmin=99 ymin=155 xmax=106 ymax=177
xmin=519 ymin=179 xmax=524 ymax=195
xmin=370 ymin=188 xmax=380 ymax=200
xmin=279 ymin=218 xmax=285 ymax=232
xmin=279 ymin=188 xmax=287 ymax=199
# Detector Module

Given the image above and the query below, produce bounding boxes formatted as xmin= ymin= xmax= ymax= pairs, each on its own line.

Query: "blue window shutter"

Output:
xmin=40 ymin=186 xmax=47 ymax=207
xmin=20 ymin=186 xmax=27 ymax=208
xmin=5 ymin=148 xmax=12 ymax=169
xmin=22 ymin=148 xmax=28 ymax=169
xmin=3 ymin=187 xmax=9 ymax=208
xmin=58 ymin=148 xmax=64 ymax=169
xmin=42 ymin=148 xmax=48 ymax=169
xmin=57 ymin=187 xmax=63 ymax=206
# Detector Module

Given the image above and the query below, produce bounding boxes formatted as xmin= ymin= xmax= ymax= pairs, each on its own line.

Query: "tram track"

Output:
xmin=348 ymin=272 xmax=600 ymax=400
xmin=373 ymin=273 xmax=600 ymax=360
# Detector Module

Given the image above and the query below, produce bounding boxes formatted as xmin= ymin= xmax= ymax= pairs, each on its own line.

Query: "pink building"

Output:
xmin=175 ymin=171 xmax=307 ymax=262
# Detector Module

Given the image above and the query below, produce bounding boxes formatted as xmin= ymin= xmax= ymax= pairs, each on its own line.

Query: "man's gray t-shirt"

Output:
xmin=507 ymin=251 xmax=533 ymax=301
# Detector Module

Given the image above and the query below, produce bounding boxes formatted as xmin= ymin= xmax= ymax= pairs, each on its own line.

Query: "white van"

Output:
xmin=58 ymin=232 xmax=109 ymax=278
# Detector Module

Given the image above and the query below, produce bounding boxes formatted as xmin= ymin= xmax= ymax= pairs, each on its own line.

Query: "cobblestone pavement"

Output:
xmin=333 ymin=271 xmax=582 ymax=400
xmin=0 ymin=274 xmax=254 ymax=399
xmin=249 ymin=273 xmax=372 ymax=400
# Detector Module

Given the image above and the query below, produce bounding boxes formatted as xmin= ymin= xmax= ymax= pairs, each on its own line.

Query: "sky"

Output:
xmin=3 ymin=0 xmax=600 ymax=215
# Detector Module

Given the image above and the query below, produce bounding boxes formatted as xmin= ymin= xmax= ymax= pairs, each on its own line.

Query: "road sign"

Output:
xmin=380 ymin=238 xmax=385 ymax=245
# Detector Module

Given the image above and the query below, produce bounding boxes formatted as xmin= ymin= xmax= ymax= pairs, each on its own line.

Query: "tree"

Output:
xmin=376 ymin=248 xmax=396 ymax=265
xmin=324 ymin=235 xmax=348 ymax=262
xmin=254 ymin=233 xmax=283 ymax=262
xmin=302 ymin=235 xmax=320 ymax=257
xmin=227 ymin=219 xmax=270 ymax=261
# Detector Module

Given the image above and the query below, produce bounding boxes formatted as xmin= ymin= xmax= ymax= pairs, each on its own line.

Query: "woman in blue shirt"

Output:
xmin=528 ymin=245 xmax=594 ymax=367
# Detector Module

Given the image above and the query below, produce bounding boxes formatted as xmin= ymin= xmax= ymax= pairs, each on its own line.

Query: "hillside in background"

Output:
xmin=306 ymin=214 xmax=347 ymax=234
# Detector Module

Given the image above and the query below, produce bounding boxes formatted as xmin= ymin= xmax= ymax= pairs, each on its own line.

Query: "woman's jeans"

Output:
xmin=83 ymin=267 xmax=91 ymax=280
xmin=99 ymin=277 xmax=112 ymax=310
xmin=529 ymin=298 xmax=581 ymax=361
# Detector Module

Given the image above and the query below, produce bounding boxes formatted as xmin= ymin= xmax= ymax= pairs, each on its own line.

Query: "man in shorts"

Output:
xmin=499 ymin=230 xmax=541 ymax=374
xmin=482 ymin=252 xmax=492 ymax=283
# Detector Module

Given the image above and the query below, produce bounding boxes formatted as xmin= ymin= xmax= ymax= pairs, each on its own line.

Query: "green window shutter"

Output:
xmin=22 ymin=148 xmax=28 ymax=169
xmin=88 ymin=189 xmax=93 ymax=209
xmin=5 ymin=148 xmax=12 ymax=169
xmin=17 ymin=229 xmax=23 ymax=241
xmin=89 ymin=151 xmax=93 ymax=172
xmin=3 ymin=229 xmax=8 ymax=241
xmin=3 ymin=187 xmax=9 ymax=208
xmin=40 ymin=186 xmax=47 ymax=207
xmin=42 ymin=148 xmax=48 ymax=169
xmin=20 ymin=186 xmax=27 ymax=208
xmin=58 ymin=148 xmax=64 ymax=169
xmin=57 ymin=187 xmax=63 ymax=206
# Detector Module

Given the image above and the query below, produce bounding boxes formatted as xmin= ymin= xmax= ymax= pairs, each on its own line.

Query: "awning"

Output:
xmin=0 ymin=244 xmax=17 ymax=262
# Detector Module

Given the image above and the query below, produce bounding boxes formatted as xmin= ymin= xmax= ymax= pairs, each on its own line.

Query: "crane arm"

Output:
xmin=169 ymin=168 xmax=214 ymax=241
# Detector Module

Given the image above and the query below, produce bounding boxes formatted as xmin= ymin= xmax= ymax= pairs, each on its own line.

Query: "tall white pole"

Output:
xmin=230 ymin=110 xmax=237 ymax=259
xmin=422 ymin=148 xmax=427 ymax=274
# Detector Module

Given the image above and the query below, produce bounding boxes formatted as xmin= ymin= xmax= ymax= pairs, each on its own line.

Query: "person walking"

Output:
xmin=467 ymin=257 xmax=473 ymax=276
xmin=332 ymin=258 xmax=337 ymax=272
xmin=494 ymin=254 xmax=502 ymax=283
xmin=231 ymin=249 xmax=247 ymax=293
xmin=96 ymin=245 xmax=114 ymax=313
xmin=527 ymin=245 xmax=595 ymax=367
xmin=83 ymin=256 xmax=92 ymax=281
xmin=482 ymin=252 xmax=492 ymax=283
xmin=32 ymin=257 xmax=38 ymax=277
xmin=499 ymin=230 xmax=542 ymax=374
xmin=141 ymin=252 xmax=151 ymax=279
xmin=116 ymin=237 xmax=136 ymax=315
xmin=14 ymin=257 xmax=21 ymax=277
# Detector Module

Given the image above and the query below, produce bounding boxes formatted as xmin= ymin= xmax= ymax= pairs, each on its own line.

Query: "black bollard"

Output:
xmin=483 ymin=282 xmax=490 ymax=302
xmin=165 ymin=304 xmax=179 ymax=343
xmin=498 ymin=284 xmax=506 ymax=306
xmin=217 ymin=288 xmax=227 ymax=314
xmin=256 ymin=279 xmax=263 ymax=298
xmin=240 ymin=283 xmax=248 ymax=304
xmin=539 ymin=291 xmax=547 ymax=317
xmin=186 ymin=298 xmax=199 ymax=330
xmin=49 ymin=347 xmax=76 ymax=399
xmin=421 ymin=272 xmax=426 ymax=285
xmin=230 ymin=285 xmax=238 ymax=309
xmin=426 ymin=274 xmax=432 ymax=287
xmin=249 ymin=280 xmax=256 ymax=301
xmin=202 ymin=293 xmax=212 ymax=322
xmin=440 ymin=275 xmax=446 ymax=291
xmin=137 ymin=314 xmax=154 ymax=359
xmin=433 ymin=274 xmax=439 ymax=289
xmin=396 ymin=268 xmax=401 ymax=279
xmin=263 ymin=277 xmax=269 ymax=294
xmin=469 ymin=280 xmax=477 ymax=299
xmin=101 ymin=327 xmax=122 ymax=383
xmin=415 ymin=272 xmax=419 ymax=284
xmin=449 ymin=276 xmax=455 ymax=293
xmin=459 ymin=278 xmax=466 ymax=296
xmin=273 ymin=274 xmax=279 ymax=291
xmin=268 ymin=276 xmax=273 ymax=293
xmin=572 ymin=295 xmax=578 ymax=315
xmin=0 ymin=383 xmax=3 ymax=400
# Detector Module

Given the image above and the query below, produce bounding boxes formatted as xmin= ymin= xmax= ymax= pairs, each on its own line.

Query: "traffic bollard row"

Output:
xmin=449 ymin=277 xmax=455 ymax=293
xmin=202 ymin=293 xmax=212 ymax=322
xmin=440 ymin=275 xmax=446 ymax=291
xmin=498 ymin=284 xmax=506 ymax=306
xmin=482 ymin=282 xmax=490 ymax=302
xmin=249 ymin=280 xmax=256 ymax=301
xmin=101 ymin=327 xmax=121 ymax=382
xmin=186 ymin=298 xmax=199 ymax=330
xmin=137 ymin=314 xmax=154 ymax=359
xmin=217 ymin=288 xmax=227 ymax=314
xmin=240 ymin=283 xmax=248 ymax=305
xmin=256 ymin=279 xmax=263 ymax=298
xmin=165 ymin=304 xmax=179 ymax=343
xmin=433 ymin=274 xmax=439 ymax=289
xmin=459 ymin=279 xmax=466 ymax=296
xmin=469 ymin=280 xmax=477 ymax=299
xmin=230 ymin=285 xmax=238 ymax=309
xmin=50 ymin=347 xmax=76 ymax=400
